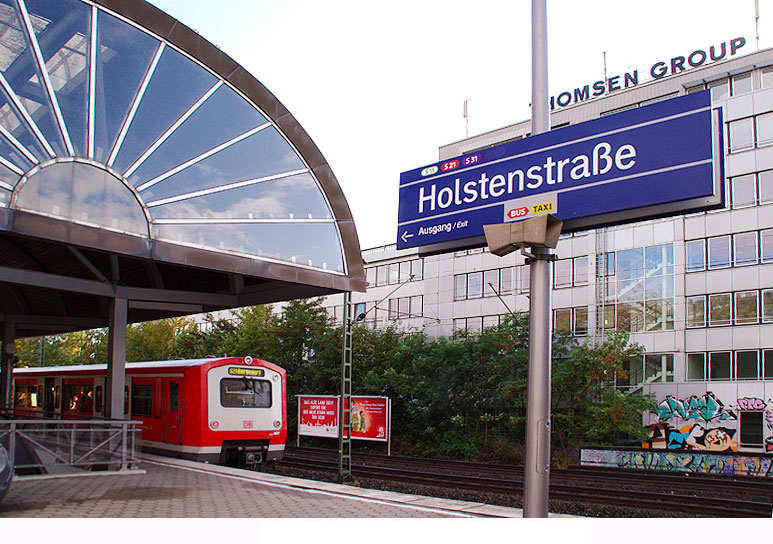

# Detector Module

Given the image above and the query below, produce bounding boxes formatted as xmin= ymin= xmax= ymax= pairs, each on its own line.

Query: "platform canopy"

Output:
xmin=0 ymin=0 xmax=365 ymax=339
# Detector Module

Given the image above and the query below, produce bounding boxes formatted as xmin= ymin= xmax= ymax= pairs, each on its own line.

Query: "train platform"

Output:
xmin=0 ymin=453 xmax=549 ymax=518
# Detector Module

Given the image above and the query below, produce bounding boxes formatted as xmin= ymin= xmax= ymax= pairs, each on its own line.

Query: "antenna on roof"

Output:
xmin=603 ymin=51 xmax=608 ymax=83
xmin=755 ymin=0 xmax=760 ymax=50
xmin=464 ymin=99 xmax=469 ymax=138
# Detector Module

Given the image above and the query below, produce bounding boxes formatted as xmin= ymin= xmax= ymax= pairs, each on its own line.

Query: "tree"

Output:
xmin=127 ymin=317 xmax=196 ymax=362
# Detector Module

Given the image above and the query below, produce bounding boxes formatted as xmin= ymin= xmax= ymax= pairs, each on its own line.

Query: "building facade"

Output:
xmin=322 ymin=46 xmax=773 ymax=456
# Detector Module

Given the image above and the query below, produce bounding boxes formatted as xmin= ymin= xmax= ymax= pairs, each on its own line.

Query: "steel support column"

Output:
xmin=105 ymin=297 xmax=127 ymax=420
xmin=0 ymin=320 xmax=15 ymax=413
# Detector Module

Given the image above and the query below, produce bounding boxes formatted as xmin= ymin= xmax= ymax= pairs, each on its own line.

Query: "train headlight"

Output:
xmin=244 ymin=356 xmax=253 ymax=365
xmin=273 ymin=420 xmax=281 ymax=428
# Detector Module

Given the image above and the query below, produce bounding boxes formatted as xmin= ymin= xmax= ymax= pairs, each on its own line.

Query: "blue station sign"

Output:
xmin=396 ymin=91 xmax=724 ymax=252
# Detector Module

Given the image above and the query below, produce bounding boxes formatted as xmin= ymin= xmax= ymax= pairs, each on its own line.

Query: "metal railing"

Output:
xmin=0 ymin=419 xmax=141 ymax=475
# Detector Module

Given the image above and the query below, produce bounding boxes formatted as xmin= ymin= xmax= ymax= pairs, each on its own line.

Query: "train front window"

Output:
xmin=220 ymin=378 xmax=272 ymax=408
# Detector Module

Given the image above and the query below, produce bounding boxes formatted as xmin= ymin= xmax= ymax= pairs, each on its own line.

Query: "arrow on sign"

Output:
xmin=400 ymin=231 xmax=414 ymax=243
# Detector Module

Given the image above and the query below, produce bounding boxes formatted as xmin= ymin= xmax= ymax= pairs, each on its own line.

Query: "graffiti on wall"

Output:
xmin=581 ymin=448 xmax=773 ymax=478
xmin=656 ymin=392 xmax=735 ymax=422
xmin=646 ymin=421 xmax=736 ymax=452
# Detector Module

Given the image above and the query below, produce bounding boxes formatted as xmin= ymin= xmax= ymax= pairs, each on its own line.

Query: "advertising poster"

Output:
xmin=349 ymin=397 xmax=389 ymax=442
xmin=297 ymin=396 xmax=338 ymax=438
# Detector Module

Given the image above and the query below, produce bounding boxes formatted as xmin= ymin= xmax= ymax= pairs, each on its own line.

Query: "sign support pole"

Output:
xmin=337 ymin=292 xmax=357 ymax=485
xmin=523 ymin=0 xmax=552 ymax=518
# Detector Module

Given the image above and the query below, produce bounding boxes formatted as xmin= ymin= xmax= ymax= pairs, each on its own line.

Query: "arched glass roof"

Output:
xmin=0 ymin=0 xmax=349 ymax=274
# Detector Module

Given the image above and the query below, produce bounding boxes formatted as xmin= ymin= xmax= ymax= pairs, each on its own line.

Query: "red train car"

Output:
xmin=11 ymin=356 xmax=286 ymax=469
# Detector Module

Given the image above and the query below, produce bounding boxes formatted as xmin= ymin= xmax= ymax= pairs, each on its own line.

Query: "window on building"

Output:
xmin=734 ymin=291 xmax=759 ymax=324
xmin=645 ymin=354 xmax=674 ymax=383
xmin=410 ymin=296 xmax=423 ymax=317
xmin=762 ymin=229 xmax=773 ymax=262
xmin=709 ymin=351 xmax=732 ymax=380
xmin=554 ymin=308 xmax=572 ymax=336
xmin=366 ymin=267 xmax=376 ymax=286
xmin=411 ymin=258 xmax=423 ymax=280
xmin=734 ymin=232 xmax=758 ymax=265
xmin=739 ymin=411 xmax=764 ymax=447
xmin=388 ymin=263 xmax=400 ymax=284
xmin=519 ymin=265 xmax=530 ymax=292
xmin=467 ymin=272 xmax=483 ymax=298
xmin=762 ymin=67 xmax=773 ymax=88
xmin=454 ymin=275 xmax=466 ymax=300
xmin=731 ymin=174 xmax=757 ymax=207
xmin=686 ymin=239 xmax=706 ymax=272
xmin=398 ymin=297 xmax=410 ymax=318
xmin=757 ymin=111 xmax=773 ymax=147
xmin=687 ymin=296 xmax=706 ymax=328
xmin=708 ymin=235 xmax=731 ymax=268
xmin=732 ymin=72 xmax=753 ymax=95
xmin=399 ymin=260 xmax=411 ymax=282
xmin=765 ymin=350 xmax=773 ymax=379
xmin=645 ymin=299 xmax=674 ymax=331
xmin=708 ymin=78 xmax=730 ymax=100
xmin=500 ymin=267 xmax=514 ymax=293
xmin=736 ymin=351 xmax=759 ymax=380
xmin=554 ymin=259 xmax=572 ymax=288
xmin=603 ymin=305 xmax=615 ymax=330
xmin=687 ymin=353 xmax=706 ymax=381
xmin=709 ymin=293 xmax=731 ymax=326
xmin=376 ymin=264 xmax=388 ymax=286
xmin=574 ymin=307 xmax=588 ymax=336
xmin=729 ymin=117 xmax=754 ymax=152
xmin=484 ymin=269 xmax=499 ymax=297
xmin=763 ymin=290 xmax=773 ymax=322
xmin=617 ymin=301 xmax=644 ymax=332
xmin=759 ymin=171 xmax=773 ymax=203
xmin=388 ymin=298 xmax=398 ymax=319
xmin=574 ymin=256 xmax=589 ymax=285
xmin=467 ymin=317 xmax=482 ymax=334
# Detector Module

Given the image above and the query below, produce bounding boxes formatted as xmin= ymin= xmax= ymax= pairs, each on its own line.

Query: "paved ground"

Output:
xmin=0 ymin=454 xmax=529 ymax=518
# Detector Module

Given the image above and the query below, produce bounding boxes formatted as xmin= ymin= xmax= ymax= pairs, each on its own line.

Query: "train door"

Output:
xmin=161 ymin=378 xmax=182 ymax=445
xmin=43 ymin=378 xmax=55 ymax=418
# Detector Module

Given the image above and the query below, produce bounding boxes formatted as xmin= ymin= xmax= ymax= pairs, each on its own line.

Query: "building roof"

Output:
xmin=0 ymin=0 xmax=365 ymax=338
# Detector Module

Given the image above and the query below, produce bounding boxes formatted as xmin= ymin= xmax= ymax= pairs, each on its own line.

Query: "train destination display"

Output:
xmin=396 ymin=91 xmax=724 ymax=252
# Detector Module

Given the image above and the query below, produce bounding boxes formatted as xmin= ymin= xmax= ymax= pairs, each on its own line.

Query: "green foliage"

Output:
xmin=12 ymin=301 xmax=655 ymax=463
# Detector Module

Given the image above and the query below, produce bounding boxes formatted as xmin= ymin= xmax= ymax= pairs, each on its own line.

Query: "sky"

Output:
xmin=147 ymin=0 xmax=773 ymax=250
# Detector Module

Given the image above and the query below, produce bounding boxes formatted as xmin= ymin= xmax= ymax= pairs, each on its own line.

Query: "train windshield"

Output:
xmin=220 ymin=378 xmax=272 ymax=408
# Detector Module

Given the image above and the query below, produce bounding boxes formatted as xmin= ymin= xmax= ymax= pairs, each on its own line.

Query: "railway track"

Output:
xmin=273 ymin=447 xmax=773 ymax=518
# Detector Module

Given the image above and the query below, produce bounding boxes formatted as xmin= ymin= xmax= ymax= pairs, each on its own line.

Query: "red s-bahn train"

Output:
xmin=11 ymin=356 xmax=286 ymax=469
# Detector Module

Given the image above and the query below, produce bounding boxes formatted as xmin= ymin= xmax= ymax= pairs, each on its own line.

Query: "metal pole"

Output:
xmin=524 ymin=0 xmax=552 ymax=518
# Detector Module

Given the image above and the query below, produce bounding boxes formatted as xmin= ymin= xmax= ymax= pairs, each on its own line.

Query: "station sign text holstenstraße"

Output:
xmin=396 ymin=91 xmax=724 ymax=252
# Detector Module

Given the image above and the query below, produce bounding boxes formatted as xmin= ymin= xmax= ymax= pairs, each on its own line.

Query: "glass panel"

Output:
xmin=0 ymin=186 xmax=9 ymax=206
xmin=93 ymin=9 xmax=160 ymax=164
xmin=554 ymin=308 xmax=571 ymax=335
xmin=739 ymin=411 xmax=764 ymax=446
xmin=140 ymin=127 xmax=306 ymax=203
xmin=365 ymin=267 xmax=376 ymax=286
xmin=645 ymin=244 xmax=673 ymax=276
xmin=627 ymin=356 xmax=644 ymax=386
xmin=454 ymin=275 xmax=466 ymax=299
xmin=731 ymin=174 xmax=756 ymax=207
xmin=616 ymin=248 xmax=643 ymax=280
xmin=573 ymin=256 xmax=589 ymax=284
xmin=169 ymin=381 xmax=179 ymax=412
xmin=376 ymin=265 xmax=387 ymax=287
xmin=645 ymin=354 xmax=673 ymax=383
xmin=574 ymin=307 xmax=588 ymax=336
xmin=708 ymin=293 xmax=731 ymax=326
xmin=519 ymin=264 xmax=530 ymax=292
xmin=411 ymin=258 xmax=423 ymax=280
xmin=15 ymin=161 xmax=147 ymax=235
xmin=708 ymin=78 xmax=729 ymax=100
xmin=734 ymin=291 xmax=758 ymax=324
xmin=616 ymin=302 xmax=644 ymax=332
xmin=765 ymin=350 xmax=773 ymax=379
xmin=388 ymin=298 xmax=397 ymax=319
xmin=149 ymin=172 xmax=331 ymax=221
xmin=764 ymin=290 xmax=773 ymax=322
xmin=554 ymin=258 xmax=572 ymax=287
xmin=467 ymin=271 xmax=482 ymax=298
xmin=131 ymin=384 xmax=153 ymax=417
xmin=757 ymin=112 xmax=773 ymax=147
xmin=130 ymin=84 xmax=268 ymax=187
xmin=0 ymin=0 xmax=64 ymax=155
xmin=736 ymin=351 xmax=759 ymax=380
xmin=605 ymin=252 xmax=615 ymax=276
xmin=112 ymin=46 xmax=217 ymax=175
xmin=603 ymin=305 xmax=615 ymax=329
xmin=732 ymin=72 xmax=752 ymax=95
xmin=734 ymin=231 xmax=758 ymax=265
xmin=399 ymin=260 xmax=410 ymax=282
xmin=729 ymin=118 xmax=754 ymax=152
xmin=219 ymin=378 xmax=271 ymax=408
xmin=0 ymin=134 xmax=34 ymax=174
xmin=709 ymin=352 xmax=731 ymax=380
xmin=398 ymin=296 xmax=409 ymax=318
xmin=761 ymin=229 xmax=773 ymax=262
xmin=708 ymin=235 xmax=731 ymax=268
xmin=645 ymin=299 xmax=673 ymax=330
xmin=687 ymin=353 xmax=706 ymax=381
xmin=25 ymin=0 xmax=90 ymax=157
xmin=153 ymin=221 xmax=344 ymax=272
xmin=763 ymin=67 xmax=773 ymax=88
xmin=686 ymin=239 xmax=705 ymax=272
xmin=500 ymin=267 xmax=513 ymax=293
xmin=410 ymin=295 xmax=422 ymax=316
xmin=467 ymin=318 xmax=482 ymax=334
xmin=760 ymin=171 xmax=773 ymax=203
xmin=687 ymin=296 xmax=706 ymax=328
xmin=617 ymin=279 xmax=644 ymax=302
xmin=483 ymin=269 xmax=498 ymax=296
xmin=645 ymin=276 xmax=673 ymax=299
xmin=388 ymin=263 xmax=399 ymax=284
